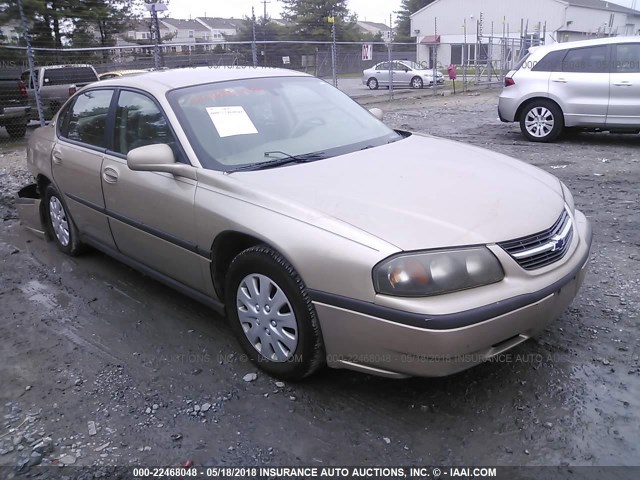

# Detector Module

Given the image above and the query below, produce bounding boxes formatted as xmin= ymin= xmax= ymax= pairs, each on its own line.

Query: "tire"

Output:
xmin=44 ymin=185 xmax=83 ymax=255
xmin=225 ymin=245 xmax=325 ymax=381
xmin=519 ymin=100 xmax=564 ymax=143
xmin=411 ymin=76 xmax=423 ymax=89
xmin=6 ymin=123 xmax=26 ymax=138
xmin=367 ymin=77 xmax=379 ymax=90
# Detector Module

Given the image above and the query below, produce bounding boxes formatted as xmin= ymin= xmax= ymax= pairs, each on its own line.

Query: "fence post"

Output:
xmin=330 ymin=16 xmax=337 ymax=87
xmin=433 ymin=17 xmax=438 ymax=96
xmin=251 ymin=7 xmax=258 ymax=67
xmin=18 ymin=0 xmax=44 ymax=126
xmin=388 ymin=13 xmax=393 ymax=102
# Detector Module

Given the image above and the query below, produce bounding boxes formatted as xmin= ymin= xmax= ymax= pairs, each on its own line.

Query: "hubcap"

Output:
xmin=236 ymin=274 xmax=298 ymax=362
xmin=369 ymin=79 xmax=377 ymax=89
xmin=412 ymin=78 xmax=422 ymax=88
xmin=49 ymin=196 xmax=70 ymax=247
xmin=525 ymin=107 xmax=555 ymax=138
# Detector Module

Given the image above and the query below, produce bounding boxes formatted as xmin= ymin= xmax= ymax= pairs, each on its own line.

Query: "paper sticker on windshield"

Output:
xmin=206 ymin=106 xmax=258 ymax=138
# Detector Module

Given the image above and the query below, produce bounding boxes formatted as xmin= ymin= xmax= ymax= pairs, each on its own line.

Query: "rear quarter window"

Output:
xmin=532 ymin=50 xmax=567 ymax=72
xmin=43 ymin=67 xmax=99 ymax=86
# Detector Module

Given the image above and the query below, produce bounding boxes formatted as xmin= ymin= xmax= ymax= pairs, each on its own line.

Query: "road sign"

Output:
xmin=362 ymin=44 xmax=373 ymax=61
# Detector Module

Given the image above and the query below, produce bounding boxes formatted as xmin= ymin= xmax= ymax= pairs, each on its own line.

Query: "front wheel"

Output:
xmin=225 ymin=246 xmax=324 ymax=380
xmin=520 ymin=100 xmax=564 ymax=142
xmin=411 ymin=76 xmax=424 ymax=89
xmin=367 ymin=77 xmax=379 ymax=90
xmin=44 ymin=185 xmax=83 ymax=255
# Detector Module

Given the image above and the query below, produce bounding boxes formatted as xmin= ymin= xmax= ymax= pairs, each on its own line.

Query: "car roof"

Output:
xmin=531 ymin=36 xmax=640 ymax=56
xmin=96 ymin=67 xmax=311 ymax=93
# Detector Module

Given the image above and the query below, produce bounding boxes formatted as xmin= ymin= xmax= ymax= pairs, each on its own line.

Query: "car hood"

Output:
xmin=235 ymin=134 xmax=565 ymax=251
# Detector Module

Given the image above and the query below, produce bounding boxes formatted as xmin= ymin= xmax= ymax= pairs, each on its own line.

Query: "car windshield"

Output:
xmin=167 ymin=76 xmax=401 ymax=171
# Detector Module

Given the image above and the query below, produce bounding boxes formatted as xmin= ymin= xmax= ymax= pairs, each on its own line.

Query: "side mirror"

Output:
xmin=127 ymin=144 xmax=196 ymax=180
xmin=369 ymin=108 xmax=384 ymax=121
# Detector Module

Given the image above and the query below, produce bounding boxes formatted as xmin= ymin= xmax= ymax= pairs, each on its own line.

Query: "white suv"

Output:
xmin=499 ymin=37 xmax=640 ymax=142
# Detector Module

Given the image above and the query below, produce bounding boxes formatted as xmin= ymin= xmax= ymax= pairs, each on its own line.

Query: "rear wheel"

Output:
xmin=225 ymin=245 xmax=324 ymax=380
xmin=367 ymin=77 xmax=379 ymax=90
xmin=520 ymin=100 xmax=564 ymax=142
xmin=44 ymin=185 xmax=83 ymax=255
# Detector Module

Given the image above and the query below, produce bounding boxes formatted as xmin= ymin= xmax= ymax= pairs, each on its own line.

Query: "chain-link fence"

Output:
xmin=1 ymin=26 xmax=533 ymax=145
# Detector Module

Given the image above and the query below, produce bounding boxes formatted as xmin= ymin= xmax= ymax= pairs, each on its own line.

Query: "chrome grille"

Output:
xmin=499 ymin=210 xmax=573 ymax=270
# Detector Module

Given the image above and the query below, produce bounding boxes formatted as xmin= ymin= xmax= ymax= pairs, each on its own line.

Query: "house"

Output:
xmin=160 ymin=18 xmax=211 ymax=50
xmin=410 ymin=0 xmax=640 ymax=66
xmin=0 ymin=21 xmax=21 ymax=44
xmin=195 ymin=17 xmax=242 ymax=41
xmin=356 ymin=21 xmax=393 ymax=40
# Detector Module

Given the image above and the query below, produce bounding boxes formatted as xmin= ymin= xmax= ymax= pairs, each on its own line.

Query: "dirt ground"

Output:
xmin=0 ymin=89 xmax=638 ymax=477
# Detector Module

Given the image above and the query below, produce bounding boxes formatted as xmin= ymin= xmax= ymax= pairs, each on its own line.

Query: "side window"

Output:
xmin=63 ymin=90 xmax=113 ymax=148
xmin=562 ymin=46 xmax=609 ymax=73
xmin=615 ymin=44 xmax=640 ymax=73
xmin=113 ymin=91 xmax=176 ymax=156
xmin=378 ymin=62 xmax=390 ymax=70
xmin=532 ymin=50 xmax=566 ymax=72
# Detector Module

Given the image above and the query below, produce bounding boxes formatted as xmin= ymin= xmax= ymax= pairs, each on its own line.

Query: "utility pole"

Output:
xmin=262 ymin=0 xmax=270 ymax=66
xmin=17 ymin=0 xmax=44 ymax=126
xmin=251 ymin=6 xmax=258 ymax=67
xmin=145 ymin=3 xmax=167 ymax=69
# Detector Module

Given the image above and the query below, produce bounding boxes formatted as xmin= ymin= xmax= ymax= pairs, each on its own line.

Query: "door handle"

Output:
xmin=613 ymin=82 xmax=632 ymax=87
xmin=52 ymin=148 xmax=63 ymax=165
xmin=102 ymin=166 xmax=119 ymax=184
xmin=552 ymin=78 xmax=568 ymax=83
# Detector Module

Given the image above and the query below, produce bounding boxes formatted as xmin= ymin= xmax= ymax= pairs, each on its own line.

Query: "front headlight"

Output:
xmin=373 ymin=247 xmax=504 ymax=297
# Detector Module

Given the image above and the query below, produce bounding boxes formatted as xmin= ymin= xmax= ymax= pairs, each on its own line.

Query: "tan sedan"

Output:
xmin=17 ymin=67 xmax=592 ymax=380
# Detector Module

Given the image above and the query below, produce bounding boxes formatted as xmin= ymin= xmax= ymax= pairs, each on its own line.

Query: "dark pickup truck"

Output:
xmin=0 ymin=76 xmax=31 ymax=138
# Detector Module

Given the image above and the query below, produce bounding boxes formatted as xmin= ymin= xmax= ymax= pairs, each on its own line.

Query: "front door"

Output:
xmin=607 ymin=43 xmax=640 ymax=127
xmin=52 ymin=89 xmax=116 ymax=248
xmin=101 ymin=89 xmax=206 ymax=292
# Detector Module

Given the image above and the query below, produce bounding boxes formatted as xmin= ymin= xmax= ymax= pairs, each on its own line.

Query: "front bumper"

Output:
xmin=312 ymin=212 xmax=592 ymax=378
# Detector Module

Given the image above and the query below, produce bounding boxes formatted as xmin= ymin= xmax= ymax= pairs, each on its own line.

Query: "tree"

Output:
xmin=71 ymin=0 xmax=142 ymax=49
xmin=395 ymin=0 xmax=435 ymax=43
xmin=229 ymin=15 xmax=291 ymax=67
xmin=280 ymin=0 xmax=360 ymax=42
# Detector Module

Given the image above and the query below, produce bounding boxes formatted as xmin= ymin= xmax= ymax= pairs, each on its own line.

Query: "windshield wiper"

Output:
xmin=230 ymin=151 xmax=327 ymax=172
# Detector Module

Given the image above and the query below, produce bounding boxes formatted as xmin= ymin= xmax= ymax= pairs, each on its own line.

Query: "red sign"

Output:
xmin=448 ymin=64 xmax=457 ymax=80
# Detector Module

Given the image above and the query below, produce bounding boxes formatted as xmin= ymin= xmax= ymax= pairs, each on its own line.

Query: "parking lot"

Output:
xmin=0 ymin=88 xmax=638 ymax=473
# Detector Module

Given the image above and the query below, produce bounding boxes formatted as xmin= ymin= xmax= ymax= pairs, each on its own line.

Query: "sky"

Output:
xmin=166 ymin=0 xmax=639 ymax=24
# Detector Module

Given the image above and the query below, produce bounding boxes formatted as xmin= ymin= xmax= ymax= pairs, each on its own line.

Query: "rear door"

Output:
xmin=101 ymin=89 xmax=205 ymax=291
xmin=549 ymin=45 xmax=610 ymax=127
xmin=607 ymin=43 xmax=640 ymax=127
xmin=52 ymin=89 xmax=116 ymax=247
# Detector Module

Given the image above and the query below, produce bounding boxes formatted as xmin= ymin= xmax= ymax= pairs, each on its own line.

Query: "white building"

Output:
xmin=195 ymin=17 xmax=242 ymax=41
xmin=411 ymin=0 xmax=640 ymax=66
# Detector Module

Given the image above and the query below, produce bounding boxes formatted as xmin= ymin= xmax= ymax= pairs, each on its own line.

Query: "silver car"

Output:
xmin=499 ymin=36 xmax=640 ymax=142
xmin=363 ymin=61 xmax=445 ymax=90
xmin=17 ymin=67 xmax=591 ymax=380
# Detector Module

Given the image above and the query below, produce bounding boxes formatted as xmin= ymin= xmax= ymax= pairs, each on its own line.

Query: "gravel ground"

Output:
xmin=0 ymin=89 xmax=638 ymax=477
